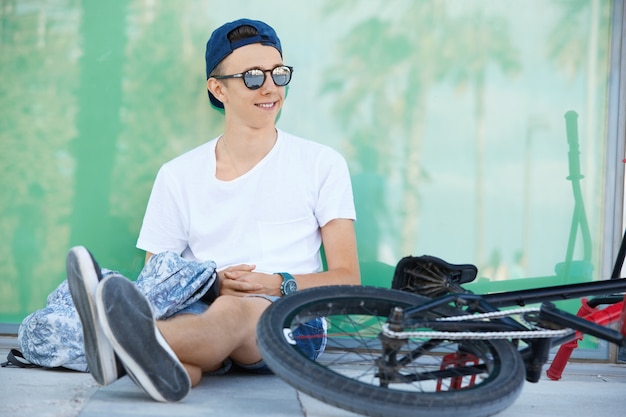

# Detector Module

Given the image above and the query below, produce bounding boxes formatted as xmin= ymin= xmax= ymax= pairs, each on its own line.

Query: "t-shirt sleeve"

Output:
xmin=136 ymin=166 xmax=189 ymax=255
xmin=314 ymin=148 xmax=356 ymax=227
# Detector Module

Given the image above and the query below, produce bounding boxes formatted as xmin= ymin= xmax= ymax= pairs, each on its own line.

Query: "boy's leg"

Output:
xmin=157 ymin=295 xmax=272 ymax=376
xmin=66 ymin=246 xmax=123 ymax=385
xmin=96 ymin=274 xmax=191 ymax=402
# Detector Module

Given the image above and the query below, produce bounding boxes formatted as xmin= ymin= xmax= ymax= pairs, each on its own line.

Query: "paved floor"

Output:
xmin=1 ymin=335 xmax=626 ymax=417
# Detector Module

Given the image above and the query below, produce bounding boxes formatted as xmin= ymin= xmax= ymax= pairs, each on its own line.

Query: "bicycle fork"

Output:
xmin=376 ymin=307 xmax=410 ymax=387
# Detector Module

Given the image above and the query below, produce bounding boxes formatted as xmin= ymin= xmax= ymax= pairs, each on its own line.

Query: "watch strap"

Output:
xmin=276 ymin=272 xmax=296 ymax=295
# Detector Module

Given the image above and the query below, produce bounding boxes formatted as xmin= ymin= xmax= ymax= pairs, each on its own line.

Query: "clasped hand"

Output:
xmin=218 ymin=264 xmax=281 ymax=297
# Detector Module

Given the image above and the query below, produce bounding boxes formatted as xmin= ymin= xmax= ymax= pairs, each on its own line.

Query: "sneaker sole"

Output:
xmin=66 ymin=246 xmax=118 ymax=386
xmin=96 ymin=275 xmax=191 ymax=402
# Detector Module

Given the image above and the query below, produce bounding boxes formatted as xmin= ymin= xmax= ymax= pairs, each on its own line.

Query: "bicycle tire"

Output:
xmin=257 ymin=285 xmax=525 ymax=417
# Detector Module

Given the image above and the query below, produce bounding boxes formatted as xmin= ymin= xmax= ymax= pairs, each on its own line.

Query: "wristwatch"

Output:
xmin=277 ymin=272 xmax=298 ymax=296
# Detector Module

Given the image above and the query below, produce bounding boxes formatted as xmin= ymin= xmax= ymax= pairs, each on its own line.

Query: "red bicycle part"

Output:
xmin=436 ymin=351 xmax=480 ymax=391
xmin=546 ymin=298 xmax=624 ymax=380
xmin=618 ymin=295 xmax=626 ymax=337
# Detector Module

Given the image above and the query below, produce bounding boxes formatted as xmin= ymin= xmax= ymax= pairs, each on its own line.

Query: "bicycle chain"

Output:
xmin=381 ymin=307 xmax=574 ymax=340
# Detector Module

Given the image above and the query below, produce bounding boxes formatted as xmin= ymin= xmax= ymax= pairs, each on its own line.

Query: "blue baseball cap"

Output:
xmin=205 ymin=18 xmax=282 ymax=109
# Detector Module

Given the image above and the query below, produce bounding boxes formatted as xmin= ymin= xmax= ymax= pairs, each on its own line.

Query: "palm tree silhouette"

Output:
xmin=321 ymin=2 xmax=520 ymax=263
xmin=321 ymin=1 xmax=452 ymax=256
xmin=443 ymin=8 xmax=521 ymax=266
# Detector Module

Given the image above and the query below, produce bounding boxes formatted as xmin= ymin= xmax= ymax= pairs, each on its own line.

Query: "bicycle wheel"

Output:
xmin=257 ymin=286 xmax=525 ymax=417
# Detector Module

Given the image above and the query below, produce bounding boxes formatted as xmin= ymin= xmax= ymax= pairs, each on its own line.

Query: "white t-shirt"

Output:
xmin=136 ymin=129 xmax=356 ymax=274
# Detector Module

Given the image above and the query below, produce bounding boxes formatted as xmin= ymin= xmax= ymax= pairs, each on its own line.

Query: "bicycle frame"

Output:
xmin=382 ymin=223 xmax=626 ymax=383
xmin=389 ymin=274 xmax=626 ymax=384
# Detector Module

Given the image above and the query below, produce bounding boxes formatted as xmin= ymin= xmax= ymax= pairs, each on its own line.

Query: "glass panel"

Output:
xmin=0 ymin=0 xmax=619 ymax=348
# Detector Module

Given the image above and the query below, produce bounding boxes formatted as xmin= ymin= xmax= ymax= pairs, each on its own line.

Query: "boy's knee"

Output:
xmin=206 ymin=295 xmax=244 ymax=317
xmin=204 ymin=295 xmax=267 ymax=328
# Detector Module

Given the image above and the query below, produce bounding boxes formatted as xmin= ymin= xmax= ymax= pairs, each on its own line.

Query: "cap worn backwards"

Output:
xmin=205 ymin=18 xmax=282 ymax=109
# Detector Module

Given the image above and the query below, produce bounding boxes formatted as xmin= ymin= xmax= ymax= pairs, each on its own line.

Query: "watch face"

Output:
xmin=283 ymin=279 xmax=298 ymax=295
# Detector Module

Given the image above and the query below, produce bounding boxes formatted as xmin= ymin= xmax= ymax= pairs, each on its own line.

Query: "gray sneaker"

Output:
xmin=66 ymin=246 xmax=123 ymax=385
xmin=96 ymin=274 xmax=191 ymax=402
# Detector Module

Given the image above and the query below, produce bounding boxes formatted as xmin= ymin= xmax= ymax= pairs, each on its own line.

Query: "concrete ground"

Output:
xmin=1 ymin=335 xmax=625 ymax=417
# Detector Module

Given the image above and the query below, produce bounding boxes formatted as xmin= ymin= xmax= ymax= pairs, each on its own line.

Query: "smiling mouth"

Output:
xmin=256 ymin=102 xmax=277 ymax=109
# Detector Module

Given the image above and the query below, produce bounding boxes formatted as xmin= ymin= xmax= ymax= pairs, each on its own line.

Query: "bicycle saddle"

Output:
xmin=391 ymin=255 xmax=478 ymax=297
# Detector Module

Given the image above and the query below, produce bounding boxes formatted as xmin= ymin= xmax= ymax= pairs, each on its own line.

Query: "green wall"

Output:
xmin=0 ymin=0 xmax=618 ymax=327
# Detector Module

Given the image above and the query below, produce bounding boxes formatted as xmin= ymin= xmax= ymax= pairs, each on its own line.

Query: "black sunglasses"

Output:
xmin=211 ymin=65 xmax=293 ymax=90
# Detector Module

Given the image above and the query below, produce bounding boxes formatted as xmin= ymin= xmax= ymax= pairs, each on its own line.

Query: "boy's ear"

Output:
xmin=207 ymin=78 xmax=226 ymax=105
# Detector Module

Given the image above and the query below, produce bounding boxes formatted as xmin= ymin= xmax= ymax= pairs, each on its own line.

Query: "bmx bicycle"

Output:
xmin=256 ymin=112 xmax=626 ymax=417
xmin=257 ymin=253 xmax=626 ymax=417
